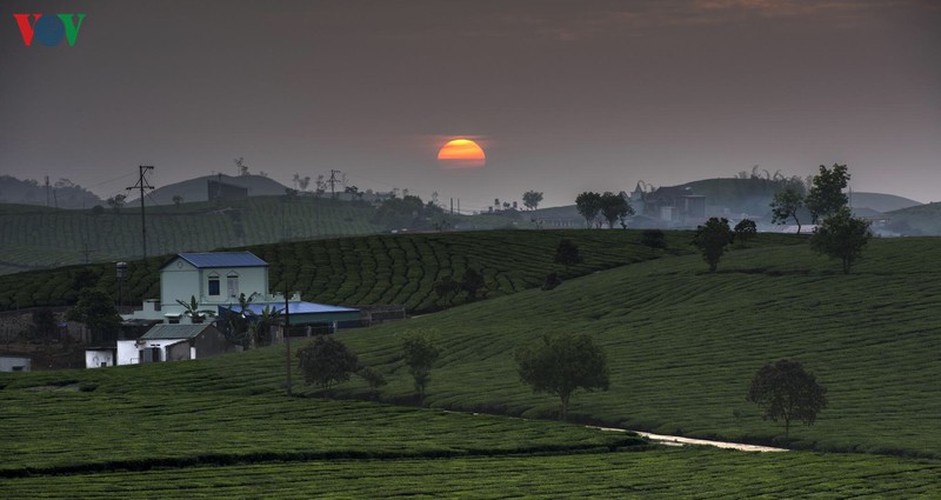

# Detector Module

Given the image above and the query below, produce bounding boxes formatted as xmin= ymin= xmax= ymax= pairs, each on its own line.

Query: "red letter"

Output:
xmin=13 ymin=14 xmax=42 ymax=47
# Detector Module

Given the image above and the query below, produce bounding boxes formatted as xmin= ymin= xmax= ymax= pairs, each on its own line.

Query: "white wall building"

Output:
xmin=123 ymin=252 xmax=277 ymax=324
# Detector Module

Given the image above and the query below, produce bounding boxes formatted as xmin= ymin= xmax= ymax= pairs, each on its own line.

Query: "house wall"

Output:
xmin=198 ymin=267 xmax=268 ymax=305
xmin=192 ymin=327 xmax=237 ymax=358
xmin=85 ymin=350 xmax=115 ymax=368
xmin=117 ymin=340 xmax=141 ymax=365
xmin=0 ymin=356 xmax=31 ymax=372
xmin=166 ymin=341 xmax=192 ymax=362
xmin=160 ymin=258 xmax=200 ymax=315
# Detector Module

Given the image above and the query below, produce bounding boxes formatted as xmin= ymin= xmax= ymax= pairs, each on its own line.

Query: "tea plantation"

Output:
xmin=304 ymin=236 xmax=941 ymax=457
xmin=0 ymin=229 xmax=707 ymax=313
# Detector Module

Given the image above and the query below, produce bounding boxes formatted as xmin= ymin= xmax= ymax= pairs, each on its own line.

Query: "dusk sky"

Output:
xmin=2 ymin=0 xmax=939 ymax=211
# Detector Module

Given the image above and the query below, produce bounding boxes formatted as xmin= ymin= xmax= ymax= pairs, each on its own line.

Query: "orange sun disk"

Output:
xmin=437 ymin=139 xmax=486 ymax=169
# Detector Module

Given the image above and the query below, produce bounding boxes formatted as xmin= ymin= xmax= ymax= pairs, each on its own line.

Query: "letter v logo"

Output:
xmin=13 ymin=14 xmax=42 ymax=47
xmin=57 ymin=14 xmax=86 ymax=47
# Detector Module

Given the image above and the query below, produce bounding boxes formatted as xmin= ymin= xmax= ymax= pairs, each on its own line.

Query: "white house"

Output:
xmin=123 ymin=252 xmax=276 ymax=324
xmin=89 ymin=251 xmax=361 ymax=368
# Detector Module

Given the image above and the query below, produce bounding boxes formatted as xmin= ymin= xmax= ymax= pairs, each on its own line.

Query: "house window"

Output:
xmin=227 ymin=273 xmax=239 ymax=298
xmin=208 ymin=276 xmax=220 ymax=296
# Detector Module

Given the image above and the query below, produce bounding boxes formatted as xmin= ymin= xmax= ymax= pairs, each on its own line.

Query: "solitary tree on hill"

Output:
xmin=297 ymin=335 xmax=360 ymax=395
xmin=805 ymin=164 xmax=850 ymax=223
xmin=599 ymin=192 xmax=634 ymax=229
xmin=461 ymin=268 xmax=486 ymax=301
xmin=691 ymin=217 xmax=734 ymax=272
xmin=640 ymin=229 xmax=667 ymax=250
xmin=747 ymin=359 xmax=827 ymax=438
xmin=770 ymin=188 xmax=804 ymax=234
xmin=810 ymin=207 xmax=872 ymax=274
xmin=515 ymin=332 xmax=610 ymax=420
xmin=402 ymin=332 xmax=440 ymax=405
xmin=554 ymin=239 xmax=582 ymax=270
xmin=575 ymin=192 xmax=602 ymax=228
xmin=172 ymin=195 xmax=184 ymax=209
xmin=522 ymin=190 xmax=544 ymax=211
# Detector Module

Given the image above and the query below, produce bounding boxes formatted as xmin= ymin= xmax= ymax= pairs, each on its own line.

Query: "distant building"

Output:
xmin=634 ymin=184 xmax=707 ymax=225
xmin=115 ymin=324 xmax=235 ymax=365
xmin=0 ymin=355 xmax=31 ymax=372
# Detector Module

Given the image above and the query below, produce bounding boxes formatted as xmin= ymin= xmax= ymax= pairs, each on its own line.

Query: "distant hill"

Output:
xmin=884 ymin=202 xmax=941 ymax=236
xmin=0 ymin=175 xmax=102 ymax=209
xmin=131 ymin=174 xmax=290 ymax=205
xmin=849 ymin=192 xmax=921 ymax=213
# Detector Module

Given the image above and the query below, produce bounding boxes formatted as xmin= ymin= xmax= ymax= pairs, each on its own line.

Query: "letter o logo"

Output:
xmin=34 ymin=15 xmax=64 ymax=46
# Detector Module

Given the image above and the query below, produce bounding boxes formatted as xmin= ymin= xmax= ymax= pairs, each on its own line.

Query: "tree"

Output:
xmin=221 ymin=293 xmax=256 ymax=349
xmin=554 ymin=239 xmax=582 ymax=270
xmin=401 ymin=332 xmax=440 ymax=405
xmin=433 ymin=276 xmax=462 ymax=303
xmin=172 ymin=195 xmax=184 ymax=209
xmin=461 ymin=268 xmax=486 ymax=301
xmin=805 ymin=163 xmax=850 ymax=223
xmin=598 ymin=192 xmax=634 ymax=229
xmin=691 ymin=217 xmax=734 ymax=272
xmin=747 ymin=359 xmax=827 ymax=438
xmin=522 ymin=190 xmax=544 ymax=211
xmin=640 ymin=229 xmax=667 ymax=250
xmin=247 ymin=304 xmax=282 ymax=348
xmin=296 ymin=335 xmax=360 ymax=395
xmin=175 ymin=295 xmax=216 ymax=324
xmin=575 ymin=192 xmax=602 ymax=228
xmin=514 ymin=332 xmax=610 ymax=420
xmin=734 ymin=219 xmax=757 ymax=247
xmin=810 ymin=207 xmax=872 ymax=274
xmin=359 ymin=366 xmax=388 ymax=400
xmin=770 ymin=188 xmax=804 ymax=233
xmin=106 ymin=194 xmax=126 ymax=213
xmin=66 ymin=288 xmax=121 ymax=345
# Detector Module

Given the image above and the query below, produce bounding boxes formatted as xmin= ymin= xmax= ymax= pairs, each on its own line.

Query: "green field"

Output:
xmin=293 ymin=236 xmax=941 ymax=457
xmin=2 ymin=334 xmax=940 ymax=497
xmin=0 ymin=197 xmax=527 ymax=275
xmin=0 ymin=229 xmax=707 ymax=312
xmin=2 ymin=447 xmax=939 ymax=498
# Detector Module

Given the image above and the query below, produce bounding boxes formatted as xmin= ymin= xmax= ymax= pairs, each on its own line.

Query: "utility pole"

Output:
xmin=457 ymin=198 xmax=460 ymax=215
xmin=127 ymin=166 xmax=154 ymax=259
xmin=284 ymin=286 xmax=292 ymax=396
xmin=44 ymin=176 xmax=51 ymax=207
xmin=450 ymin=198 xmax=453 ymax=215
xmin=327 ymin=169 xmax=341 ymax=198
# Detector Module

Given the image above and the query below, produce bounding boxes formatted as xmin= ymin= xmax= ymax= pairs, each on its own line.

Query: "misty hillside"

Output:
xmin=849 ymin=192 xmax=921 ymax=213
xmin=883 ymin=202 xmax=941 ymax=235
xmin=130 ymin=174 xmax=290 ymax=205
xmin=0 ymin=175 xmax=102 ymax=209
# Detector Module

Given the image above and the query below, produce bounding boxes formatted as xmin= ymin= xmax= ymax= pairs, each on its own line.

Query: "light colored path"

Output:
xmin=590 ymin=426 xmax=788 ymax=452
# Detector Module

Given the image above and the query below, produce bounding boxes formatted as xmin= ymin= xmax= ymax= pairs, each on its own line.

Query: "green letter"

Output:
xmin=57 ymin=13 xmax=86 ymax=47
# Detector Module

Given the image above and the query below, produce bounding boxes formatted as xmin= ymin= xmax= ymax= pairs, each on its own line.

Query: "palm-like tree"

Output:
xmin=175 ymin=295 xmax=216 ymax=324
xmin=246 ymin=304 xmax=282 ymax=348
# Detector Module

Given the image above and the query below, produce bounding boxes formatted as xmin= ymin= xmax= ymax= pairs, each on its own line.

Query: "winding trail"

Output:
xmin=589 ymin=426 xmax=788 ymax=452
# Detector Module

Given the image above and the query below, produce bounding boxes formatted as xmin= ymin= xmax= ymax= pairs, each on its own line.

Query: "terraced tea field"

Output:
xmin=0 ymin=229 xmax=708 ymax=312
xmin=294 ymin=237 xmax=941 ymax=457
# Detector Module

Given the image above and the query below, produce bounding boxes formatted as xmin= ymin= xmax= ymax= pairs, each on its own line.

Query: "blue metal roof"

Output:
xmin=169 ymin=252 xmax=268 ymax=269
xmin=221 ymin=301 xmax=359 ymax=315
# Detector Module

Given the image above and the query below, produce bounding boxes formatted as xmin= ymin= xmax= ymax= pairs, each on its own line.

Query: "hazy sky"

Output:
xmin=2 ymin=0 xmax=939 ymax=211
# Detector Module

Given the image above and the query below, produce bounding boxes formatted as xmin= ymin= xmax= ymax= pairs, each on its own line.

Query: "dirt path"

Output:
xmin=589 ymin=426 xmax=788 ymax=452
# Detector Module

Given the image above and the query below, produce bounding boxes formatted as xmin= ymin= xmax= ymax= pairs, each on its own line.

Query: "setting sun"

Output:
xmin=437 ymin=139 xmax=486 ymax=169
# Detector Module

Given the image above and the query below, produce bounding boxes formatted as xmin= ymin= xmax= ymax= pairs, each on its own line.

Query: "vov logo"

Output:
xmin=13 ymin=13 xmax=86 ymax=47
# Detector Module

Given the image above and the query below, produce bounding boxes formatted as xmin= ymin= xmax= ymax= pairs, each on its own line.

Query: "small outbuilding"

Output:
xmin=0 ymin=355 xmax=31 ymax=372
xmin=116 ymin=324 xmax=236 ymax=365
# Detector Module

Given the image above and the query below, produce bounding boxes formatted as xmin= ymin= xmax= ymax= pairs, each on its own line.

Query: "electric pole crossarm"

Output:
xmin=127 ymin=166 xmax=155 ymax=259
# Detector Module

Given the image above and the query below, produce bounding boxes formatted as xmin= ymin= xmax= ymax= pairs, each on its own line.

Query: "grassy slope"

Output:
xmin=886 ymin=202 xmax=941 ymax=235
xmin=0 ymin=229 xmax=704 ymax=312
xmin=1 ymin=337 xmax=939 ymax=497
xmin=310 ymin=237 xmax=941 ymax=457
